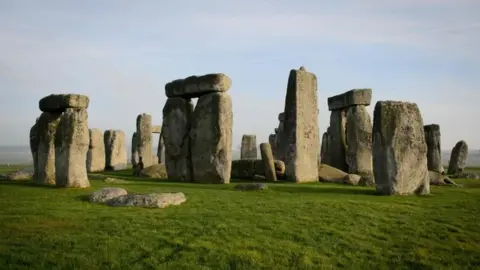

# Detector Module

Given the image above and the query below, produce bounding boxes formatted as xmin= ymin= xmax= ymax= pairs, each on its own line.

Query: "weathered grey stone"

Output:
xmin=103 ymin=178 xmax=130 ymax=184
xmin=269 ymin=134 xmax=277 ymax=158
xmin=106 ymin=193 xmax=186 ymax=208
xmin=278 ymin=112 xmax=285 ymax=122
xmin=87 ymin=128 xmax=105 ymax=173
xmin=234 ymin=183 xmax=267 ymax=191
xmin=424 ymin=124 xmax=442 ymax=173
xmin=320 ymin=128 xmax=331 ymax=166
xmin=372 ymin=101 xmax=430 ymax=195
xmin=191 ymin=92 xmax=232 ymax=184
xmin=39 ymin=94 xmax=89 ymax=113
xmin=260 ymin=143 xmax=277 ymax=181
xmin=89 ymin=187 xmax=127 ymax=203
xmin=29 ymin=119 xmax=39 ymax=182
xmin=152 ymin=125 xmax=161 ymax=133
xmin=448 ymin=140 xmax=468 ymax=175
xmin=283 ymin=67 xmax=319 ymax=182
xmin=327 ymin=89 xmax=372 ymax=111
xmin=318 ymin=164 xmax=347 ymax=183
xmin=152 ymin=155 xmax=159 ymax=164
xmin=157 ymin=129 xmax=164 ymax=164
xmin=141 ymin=164 xmax=168 ymax=179
xmin=54 ymin=108 xmax=90 ymax=188
xmin=104 ymin=130 xmax=127 ymax=171
xmin=131 ymin=131 xmax=140 ymax=166
xmin=328 ymin=110 xmax=348 ymax=171
xmin=136 ymin=113 xmax=153 ymax=167
xmin=162 ymin=97 xmax=194 ymax=182
xmin=241 ymin=135 xmax=257 ymax=159
xmin=36 ymin=112 xmax=62 ymax=185
xmin=231 ymin=159 xmax=285 ymax=179
xmin=165 ymin=73 xmax=232 ymax=98
xmin=345 ymin=105 xmax=373 ymax=176
xmin=451 ymin=171 xmax=479 ymax=180
xmin=4 ymin=171 xmax=32 ymax=181
xmin=343 ymin=174 xmax=362 ymax=185
xmin=274 ymin=121 xmax=286 ymax=161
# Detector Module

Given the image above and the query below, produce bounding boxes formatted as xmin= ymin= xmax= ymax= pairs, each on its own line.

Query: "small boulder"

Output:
xmin=106 ymin=192 xmax=186 ymax=208
xmin=343 ymin=174 xmax=362 ymax=185
xmin=318 ymin=164 xmax=348 ymax=183
xmin=5 ymin=171 xmax=33 ymax=181
xmin=89 ymin=187 xmax=128 ymax=203
xmin=141 ymin=164 xmax=168 ymax=179
xmin=103 ymin=178 xmax=130 ymax=184
xmin=234 ymin=183 xmax=267 ymax=191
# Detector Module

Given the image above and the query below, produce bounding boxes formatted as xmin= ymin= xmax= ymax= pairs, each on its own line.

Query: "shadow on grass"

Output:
xmin=75 ymin=194 xmax=90 ymax=202
xmin=0 ymin=180 xmax=60 ymax=189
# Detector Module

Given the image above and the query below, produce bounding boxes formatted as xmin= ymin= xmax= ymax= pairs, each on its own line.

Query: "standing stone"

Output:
xmin=55 ymin=108 xmax=90 ymax=188
xmin=268 ymin=134 xmax=277 ymax=158
xmin=104 ymin=130 xmax=127 ymax=171
xmin=36 ymin=112 xmax=62 ymax=185
xmin=87 ymin=128 xmax=105 ymax=173
xmin=320 ymin=128 xmax=330 ymax=165
xmin=162 ymin=97 xmax=194 ymax=182
xmin=345 ymin=105 xmax=373 ymax=176
xmin=157 ymin=130 xmax=164 ymax=164
xmin=131 ymin=132 xmax=140 ymax=166
xmin=328 ymin=110 xmax=348 ymax=171
xmin=448 ymin=140 xmax=468 ymax=175
xmin=282 ymin=66 xmax=319 ymax=182
xmin=424 ymin=124 xmax=443 ymax=173
xmin=136 ymin=113 xmax=153 ymax=167
xmin=372 ymin=101 xmax=429 ymax=195
xmin=29 ymin=119 xmax=39 ymax=181
xmin=191 ymin=92 xmax=233 ymax=184
xmin=274 ymin=121 xmax=285 ymax=161
xmin=241 ymin=135 xmax=257 ymax=159
xmin=260 ymin=143 xmax=277 ymax=181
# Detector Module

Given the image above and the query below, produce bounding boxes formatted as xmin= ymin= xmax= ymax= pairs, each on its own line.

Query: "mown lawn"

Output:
xmin=0 ymin=165 xmax=479 ymax=269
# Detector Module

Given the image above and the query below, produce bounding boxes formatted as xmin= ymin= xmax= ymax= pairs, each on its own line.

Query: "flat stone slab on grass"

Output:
xmin=39 ymin=94 xmax=89 ymax=113
xmin=106 ymin=193 xmax=186 ymax=208
xmin=165 ymin=73 xmax=232 ymax=98
xmin=327 ymin=89 xmax=372 ymax=111
xmin=234 ymin=183 xmax=267 ymax=191
xmin=89 ymin=187 xmax=128 ymax=203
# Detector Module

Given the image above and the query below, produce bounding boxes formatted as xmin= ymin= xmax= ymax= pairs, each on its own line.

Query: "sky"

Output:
xmin=0 ymin=0 xmax=479 ymax=150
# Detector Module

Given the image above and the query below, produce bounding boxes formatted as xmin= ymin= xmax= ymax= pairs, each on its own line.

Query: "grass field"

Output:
xmin=1 ymin=165 xmax=479 ymax=269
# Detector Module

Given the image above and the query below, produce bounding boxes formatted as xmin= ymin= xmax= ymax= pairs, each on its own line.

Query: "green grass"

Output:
xmin=1 ymin=166 xmax=480 ymax=269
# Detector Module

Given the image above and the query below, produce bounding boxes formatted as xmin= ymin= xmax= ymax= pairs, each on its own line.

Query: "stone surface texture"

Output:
xmin=89 ymin=187 xmax=128 ymax=203
xmin=87 ymin=128 xmax=105 ymax=173
xmin=327 ymin=109 xmax=348 ymax=171
xmin=136 ymin=113 xmax=153 ymax=167
xmin=345 ymin=105 xmax=373 ymax=176
xmin=39 ymin=94 xmax=89 ymax=113
xmin=424 ymin=124 xmax=443 ymax=173
xmin=104 ymin=130 xmax=127 ymax=171
xmin=447 ymin=140 xmax=468 ymax=175
xmin=36 ymin=112 xmax=62 ymax=185
xmin=107 ymin=193 xmax=186 ymax=208
xmin=260 ymin=143 xmax=277 ymax=181
xmin=240 ymin=135 xmax=257 ymax=159
xmin=327 ymin=89 xmax=372 ymax=111
xmin=165 ymin=73 xmax=232 ymax=98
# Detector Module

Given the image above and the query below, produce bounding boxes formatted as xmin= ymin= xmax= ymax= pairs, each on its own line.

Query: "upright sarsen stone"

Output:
xmin=328 ymin=110 xmax=348 ymax=171
xmin=372 ymin=101 xmax=429 ymax=195
xmin=241 ymin=135 xmax=257 ymax=159
xmin=320 ymin=128 xmax=331 ymax=165
xmin=136 ymin=113 xmax=153 ymax=167
xmin=104 ymin=130 xmax=127 ymax=171
xmin=448 ymin=140 xmax=468 ymax=175
xmin=424 ymin=124 xmax=443 ymax=173
xmin=131 ymin=132 xmax=140 ymax=166
xmin=191 ymin=92 xmax=233 ymax=184
xmin=87 ymin=128 xmax=105 ymax=173
xmin=345 ymin=105 xmax=373 ymax=176
xmin=55 ymin=108 xmax=90 ymax=188
xmin=260 ymin=143 xmax=277 ymax=181
xmin=36 ymin=112 xmax=62 ymax=185
xmin=282 ymin=66 xmax=319 ymax=182
xmin=162 ymin=97 xmax=194 ymax=181
xmin=29 ymin=119 xmax=39 ymax=181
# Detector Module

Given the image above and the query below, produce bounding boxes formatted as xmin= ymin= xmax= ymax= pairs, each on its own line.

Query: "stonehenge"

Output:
xmin=325 ymin=89 xmax=373 ymax=177
xmin=273 ymin=113 xmax=285 ymax=161
xmin=241 ymin=135 xmax=257 ymax=159
xmin=448 ymin=140 xmax=468 ymax=175
xmin=32 ymin=94 xmax=90 ymax=188
xmin=163 ymin=73 xmax=233 ymax=184
xmin=104 ymin=130 xmax=127 ymax=171
xmin=372 ymin=101 xmax=430 ymax=195
xmin=87 ymin=128 xmax=105 ymax=173
xmin=424 ymin=124 xmax=443 ymax=174
xmin=260 ymin=143 xmax=277 ymax=181
xmin=282 ymin=66 xmax=319 ymax=182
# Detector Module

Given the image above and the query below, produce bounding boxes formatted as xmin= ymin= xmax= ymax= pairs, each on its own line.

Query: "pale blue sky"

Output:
xmin=1 ymin=0 xmax=479 ymax=150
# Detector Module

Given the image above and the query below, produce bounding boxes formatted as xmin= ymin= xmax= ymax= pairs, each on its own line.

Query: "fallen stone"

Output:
xmin=165 ymin=73 xmax=232 ymax=98
xmin=318 ymin=164 xmax=348 ymax=183
xmin=106 ymin=192 xmax=186 ymax=208
xmin=424 ymin=124 xmax=443 ymax=173
xmin=36 ymin=112 xmax=62 ymax=185
xmin=429 ymin=171 xmax=462 ymax=186
xmin=104 ymin=130 xmax=128 ymax=171
xmin=162 ymin=97 xmax=194 ymax=182
xmin=4 ymin=171 xmax=33 ymax=181
xmin=141 ymin=164 xmax=168 ymax=179
xmin=283 ymin=67 xmax=320 ymax=182
xmin=234 ymin=183 xmax=267 ymax=191
xmin=327 ymin=89 xmax=372 ymax=111
xmin=87 ymin=128 xmax=106 ymax=173
xmin=447 ymin=140 xmax=468 ymax=175
xmin=345 ymin=105 xmax=373 ymax=176
xmin=191 ymin=92 xmax=233 ymax=184
xmin=39 ymin=94 xmax=89 ymax=113
xmin=372 ymin=101 xmax=430 ymax=195
xmin=343 ymin=174 xmax=362 ymax=185
xmin=89 ymin=187 xmax=128 ymax=203
xmin=241 ymin=135 xmax=257 ymax=159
